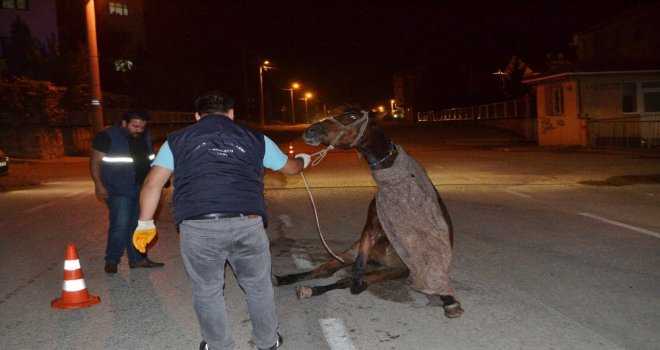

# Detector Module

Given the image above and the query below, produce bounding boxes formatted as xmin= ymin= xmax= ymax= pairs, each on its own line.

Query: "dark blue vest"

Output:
xmin=167 ymin=114 xmax=266 ymax=224
xmin=100 ymin=125 xmax=154 ymax=197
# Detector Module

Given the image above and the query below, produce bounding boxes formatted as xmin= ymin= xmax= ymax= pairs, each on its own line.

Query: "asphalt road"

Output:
xmin=1 ymin=122 xmax=658 ymax=350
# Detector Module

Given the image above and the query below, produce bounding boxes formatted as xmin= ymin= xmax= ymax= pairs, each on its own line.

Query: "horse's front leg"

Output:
xmin=273 ymin=247 xmax=355 ymax=286
xmin=350 ymin=199 xmax=380 ymax=294
xmin=297 ymin=267 xmax=409 ymax=299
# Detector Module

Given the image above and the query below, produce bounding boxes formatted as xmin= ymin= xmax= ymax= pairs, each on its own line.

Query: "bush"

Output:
xmin=0 ymin=77 xmax=66 ymax=125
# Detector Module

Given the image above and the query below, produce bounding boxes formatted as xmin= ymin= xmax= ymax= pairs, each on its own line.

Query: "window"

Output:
xmin=641 ymin=82 xmax=660 ymax=89
xmin=621 ymin=83 xmax=637 ymax=113
xmin=0 ymin=37 xmax=6 ymax=58
xmin=546 ymin=85 xmax=564 ymax=115
xmin=644 ymin=92 xmax=660 ymax=112
xmin=114 ymin=59 xmax=133 ymax=72
xmin=109 ymin=2 xmax=128 ymax=16
xmin=641 ymin=81 xmax=660 ymax=113
xmin=1 ymin=0 xmax=28 ymax=9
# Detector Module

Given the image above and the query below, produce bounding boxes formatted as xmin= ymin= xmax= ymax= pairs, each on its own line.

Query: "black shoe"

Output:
xmin=129 ymin=259 xmax=165 ymax=269
xmin=104 ymin=263 xmax=117 ymax=274
xmin=259 ymin=333 xmax=283 ymax=350
xmin=199 ymin=340 xmax=207 ymax=350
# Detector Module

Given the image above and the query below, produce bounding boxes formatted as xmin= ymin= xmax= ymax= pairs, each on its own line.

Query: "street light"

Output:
xmin=259 ymin=60 xmax=271 ymax=125
xmin=302 ymin=92 xmax=313 ymax=123
xmin=283 ymin=82 xmax=299 ymax=124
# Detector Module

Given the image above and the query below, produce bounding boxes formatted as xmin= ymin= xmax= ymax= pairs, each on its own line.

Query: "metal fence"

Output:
xmin=148 ymin=110 xmax=195 ymax=124
xmin=588 ymin=117 xmax=660 ymax=149
xmin=417 ymin=97 xmax=532 ymax=122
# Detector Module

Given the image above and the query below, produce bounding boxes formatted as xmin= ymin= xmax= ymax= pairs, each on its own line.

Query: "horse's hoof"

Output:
xmin=296 ymin=286 xmax=313 ymax=299
xmin=350 ymin=281 xmax=368 ymax=294
xmin=443 ymin=302 xmax=464 ymax=318
xmin=271 ymin=275 xmax=279 ymax=287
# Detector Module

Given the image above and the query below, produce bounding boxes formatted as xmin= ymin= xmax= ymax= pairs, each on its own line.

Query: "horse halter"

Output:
xmin=327 ymin=111 xmax=370 ymax=148
xmin=308 ymin=111 xmax=370 ymax=167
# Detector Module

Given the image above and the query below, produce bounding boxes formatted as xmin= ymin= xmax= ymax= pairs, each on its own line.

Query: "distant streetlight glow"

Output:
xmin=259 ymin=60 xmax=272 ymax=125
xmin=302 ymin=92 xmax=313 ymax=123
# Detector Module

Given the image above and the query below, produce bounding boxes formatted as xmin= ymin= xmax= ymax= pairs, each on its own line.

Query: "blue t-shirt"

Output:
xmin=152 ymin=135 xmax=288 ymax=171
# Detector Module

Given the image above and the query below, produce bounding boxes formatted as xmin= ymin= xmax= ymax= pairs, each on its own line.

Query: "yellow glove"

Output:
xmin=133 ymin=220 xmax=157 ymax=253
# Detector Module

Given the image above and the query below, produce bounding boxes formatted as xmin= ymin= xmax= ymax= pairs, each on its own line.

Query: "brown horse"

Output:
xmin=273 ymin=109 xmax=464 ymax=318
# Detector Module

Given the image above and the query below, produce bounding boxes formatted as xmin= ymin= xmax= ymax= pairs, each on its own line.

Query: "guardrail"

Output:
xmin=148 ymin=110 xmax=195 ymax=124
xmin=588 ymin=117 xmax=660 ymax=149
xmin=417 ymin=97 xmax=532 ymax=122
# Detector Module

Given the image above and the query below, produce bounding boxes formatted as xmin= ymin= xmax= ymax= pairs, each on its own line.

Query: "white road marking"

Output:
xmin=319 ymin=318 xmax=356 ymax=350
xmin=23 ymin=202 xmax=56 ymax=214
xmin=579 ymin=212 xmax=660 ymax=239
xmin=291 ymin=247 xmax=314 ymax=270
xmin=64 ymin=190 xmax=84 ymax=198
xmin=503 ymin=189 xmax=532 ymax=198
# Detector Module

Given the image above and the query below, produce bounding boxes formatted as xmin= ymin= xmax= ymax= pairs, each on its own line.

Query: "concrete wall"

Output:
xmin=0 ymin=125 xmax=94 ymax=159
xmin=477 ymin=117 xmax=537 ymax=142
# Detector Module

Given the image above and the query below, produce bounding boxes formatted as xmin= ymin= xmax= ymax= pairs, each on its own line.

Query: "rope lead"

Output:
xmin=300 ymin=170 xmax=345 ymax=263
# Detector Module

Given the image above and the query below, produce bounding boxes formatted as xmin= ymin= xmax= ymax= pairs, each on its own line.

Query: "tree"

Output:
xmin=4 ymin=17 xmax=56 ymax=81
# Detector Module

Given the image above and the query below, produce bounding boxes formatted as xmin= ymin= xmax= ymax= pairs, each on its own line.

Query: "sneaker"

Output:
xmin=259 ymin=333 xmax=283 ymax=350
xmin=199 ymin=340 xmax=208 ymax=350
xmin=104 ymin=263 xmax=117 ymax=274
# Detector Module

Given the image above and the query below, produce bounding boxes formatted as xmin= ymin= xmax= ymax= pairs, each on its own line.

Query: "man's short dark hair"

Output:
xmin=195 ymin=91 xmax=234 ymax=116
xmin=122 ymin=109 xmax=150 ymax=122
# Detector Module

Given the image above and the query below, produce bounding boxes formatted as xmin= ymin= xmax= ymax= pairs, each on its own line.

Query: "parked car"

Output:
xmin=0 ymin=149 xmax=8 ymax=176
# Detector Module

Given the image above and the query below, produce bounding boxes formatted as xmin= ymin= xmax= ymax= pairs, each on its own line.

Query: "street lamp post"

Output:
xmin=258 ymin=60 xmax=271 ymax=125
xmin=85 ymin=0 xmax=104 ymax=134
xmin=285 ymin=82 xmax=299 ymax=124
xmin=493 ymin=69 xmax=508 ymax=98
xmin=302 ymin=92 xmax=313 ymax=123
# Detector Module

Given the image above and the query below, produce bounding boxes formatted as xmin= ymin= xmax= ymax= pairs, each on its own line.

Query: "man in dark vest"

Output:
xmin=133 ymin=91 xmax=310 ymax=350
xmin=90 ymin=110 xmax=165 ymax=274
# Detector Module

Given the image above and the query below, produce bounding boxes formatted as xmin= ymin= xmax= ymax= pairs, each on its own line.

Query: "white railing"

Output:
xmin=417 ymin=97 xmax=532 ymax=122
xmin=588 ymin=117 xmax=660 ymax=149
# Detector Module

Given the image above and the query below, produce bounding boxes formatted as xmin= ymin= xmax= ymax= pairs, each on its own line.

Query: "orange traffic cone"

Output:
xmin=51 ymin=243 xmax=100 ymax=309
xmin=288 ymin=143 xmax=294 ymax=158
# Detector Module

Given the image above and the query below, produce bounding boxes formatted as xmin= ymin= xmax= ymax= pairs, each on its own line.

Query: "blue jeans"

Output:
xmin=105 ymin=194 xmax=146 ymax=265
xmin=179 ymin=216 xmax=278 ymax=350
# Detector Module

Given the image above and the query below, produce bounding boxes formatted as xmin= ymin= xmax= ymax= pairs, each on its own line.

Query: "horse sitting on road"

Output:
xmin=273 ymin=109 xmax=464 ymax=318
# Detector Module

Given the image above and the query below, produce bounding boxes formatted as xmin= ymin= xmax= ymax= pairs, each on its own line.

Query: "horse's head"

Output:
xmin=303 ymin=109 xmax=385 ymax=149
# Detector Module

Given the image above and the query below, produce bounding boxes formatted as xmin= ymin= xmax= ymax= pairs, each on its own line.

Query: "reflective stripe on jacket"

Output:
xmin=100 ymin=125 xmax=154 ymax=197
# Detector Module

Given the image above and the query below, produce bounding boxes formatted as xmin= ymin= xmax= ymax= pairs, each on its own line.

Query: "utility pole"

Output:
xmin=85 ymin=0 xmax=104 ymax=134
xmin=258 ymin=60 xmax=271 ymax=125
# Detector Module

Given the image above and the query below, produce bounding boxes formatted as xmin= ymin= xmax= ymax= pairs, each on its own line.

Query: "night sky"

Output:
xmin=139 ymin=1 xmax=638 ymax=114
